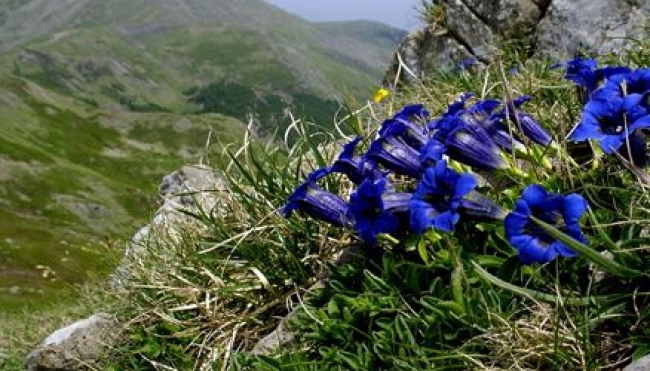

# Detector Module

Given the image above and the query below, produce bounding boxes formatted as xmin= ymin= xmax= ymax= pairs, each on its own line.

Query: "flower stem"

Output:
xmin=531 ymin=216 xmax=644 ymax=278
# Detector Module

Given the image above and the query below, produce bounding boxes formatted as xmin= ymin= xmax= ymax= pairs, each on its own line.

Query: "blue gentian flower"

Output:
xmin=281 ymin=169 xmax=351 ymax=227
xmin=429 ymin=98 xmax=508 ymax=171
xmin=366 ymin=135 xmax=422 ymax=178
xmin=624 ymin=68 xmax=650 ymax=94
xmin=459 ymin=191 xmax=507 ymax=221
xmin=456 ymin=58 xmax=479 ymax=72
xmin=420 ymin=138 xmax=446 ymax=168
xmin=348 ymin=176 xmax=411 ymax=244
xmin=560 ymin=57 xmax=600 ymax=94
xmin=504 ymin=184 xmax=588 ymax=265
xmin=410 ymin=160 xmax=477 ymax=234
xmin=466 ymin=99 xmax=525 ymax=152
xmin=570 ymin=82 xmax=650 ymax=163
xmin=556 ymin=57 xmax=632 ymax=100
xmin=498 ymin=96 xmax=553 ymax=146
xmin=427 ymin=93 xmax=473 ymax=133
xmin=379 ymin=104 xmax=429 ymax=150
xmin=329 ymin=137 xmax=381 ymax=184
xmin=439 ymin=121 xmax=507 ymax=171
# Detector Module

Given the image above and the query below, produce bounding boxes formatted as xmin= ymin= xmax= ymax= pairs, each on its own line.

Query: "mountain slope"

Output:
xmin=0 ymin=0 xmax=404 ymax=307
xmin=0 ymin=73 xmax=247 ymax=307
xmin=0 ymin=0 xmax=398 ymax=95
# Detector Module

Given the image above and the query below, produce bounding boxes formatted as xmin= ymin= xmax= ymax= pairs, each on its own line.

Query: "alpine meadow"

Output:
xmin=3 ymin=1 xmax=650 ymax=371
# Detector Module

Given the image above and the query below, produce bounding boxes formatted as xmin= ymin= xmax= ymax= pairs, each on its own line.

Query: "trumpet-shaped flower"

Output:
xmin=441 ymin=123 xmax=507 ymax=171
xmin=366 ymin=136 xmax=422 ymax=178
xmin=430 ymin=96 xmax=508 ymax=171
xmin=556 ymin=57 xmax=630 ymax=98
xmin=504 ymin=184 xmax=588 ymax=265
xmin=410 ymin=160 xmax=477 ymax=234
xmin=498 ymin=96 xmax=553 ymax=146
xmin=459 ymin=191 xmax=507 ymax=221
xmin=570 ymin=83 xmax=650 ymax=163
xmin=420 ymin=138 xmax=446 ymax=168
xmin=465 ymin=99 xmax=526 ymax=151
xmin=348 ymin=176 xmax=411 ymax=244
xmin=427 ymin=93 xmax=473 ymax=133
xmin=559 ymin=57 xmax=600 ymax=94
xmin=379 ymin=104 xmax=429 ymax=150
xmin=281 ymin=169 xmax=351 ymax=227
xmin=329 ymin=137 xmax=381 ymax=184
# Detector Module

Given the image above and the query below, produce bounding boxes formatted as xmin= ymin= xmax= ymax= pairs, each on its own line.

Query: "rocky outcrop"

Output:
xmin=385 ymin=0 xmax=648 ymax=85
xmin=25 ymin=313 xmax=118 ymax=371
xmin=110 ymin=164 xmax=229 ymax=288
xmin=536 ymin=0 xmax=648 ymax=59
xmin=444 ymin=0 xmax=499 ymax=61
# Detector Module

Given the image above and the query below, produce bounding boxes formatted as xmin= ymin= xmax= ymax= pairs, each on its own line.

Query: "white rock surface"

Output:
xmin=625 ymin=354 xmax=650 ymax=371
xmin=25 ymin=313 xmax=118 ymax=371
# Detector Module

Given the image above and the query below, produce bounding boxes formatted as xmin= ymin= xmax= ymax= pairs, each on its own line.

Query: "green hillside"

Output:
xmin=0 ymin=74 xmax=247 ymax=308
xmin=0 ymin=0 xmax=402 ymax=308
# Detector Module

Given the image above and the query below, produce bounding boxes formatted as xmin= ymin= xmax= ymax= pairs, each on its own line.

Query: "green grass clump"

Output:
xmin=105 ymin=44 xmax=650 ymax=371
xmin=104 ymin=123 xmax=350 ymax=369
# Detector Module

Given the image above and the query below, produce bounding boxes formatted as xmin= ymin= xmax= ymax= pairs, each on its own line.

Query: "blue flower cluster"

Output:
xmin=561 ymin=58 xmax=650 ymax=166
xmin=282 ymin=93 xmax=591 ymax=265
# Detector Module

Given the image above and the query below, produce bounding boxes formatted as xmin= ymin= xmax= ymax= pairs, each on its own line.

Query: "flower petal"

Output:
xmin=521 ymin=184 xmax=548 ymax=207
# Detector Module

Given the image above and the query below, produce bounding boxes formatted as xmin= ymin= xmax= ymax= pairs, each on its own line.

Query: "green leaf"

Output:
xmin=417 ymin=237 xmax=429 ymax=264
xmin=472 ymin=261 xmax=615 ymax=306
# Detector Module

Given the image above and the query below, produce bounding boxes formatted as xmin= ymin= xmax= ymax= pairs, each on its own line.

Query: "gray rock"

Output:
xmin=421 ymin=33 xmax=477 ymax=73
xmin=384 ymin=28 xmax=475 ymax=86
xmin=624 ymin=354 xmax=650 ymax=371
xmin=443 ymin=0 xmax=497 ymax=60
xmin=463 ymin=0 xmax=542 ymax=35
xmin=111 ymin=165 xmax=229 ymax=288
xmin=384 ymin=29 xmax=427 ymax=86
xmin=25 ymin=313 xmax=119 ymax=371
xmin=536 ymin=0 xmax=649 ymax=60
xmin=384 ymin=0 xmax=649 ymax=85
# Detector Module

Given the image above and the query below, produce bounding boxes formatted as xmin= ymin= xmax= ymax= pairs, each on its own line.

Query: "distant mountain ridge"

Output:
xmin=0 ymin=0 xmax=407 ymax=112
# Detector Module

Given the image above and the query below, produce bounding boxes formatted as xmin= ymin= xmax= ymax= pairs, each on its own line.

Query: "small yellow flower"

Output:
xmin=373 ymin=87 xmax=390 ymax=103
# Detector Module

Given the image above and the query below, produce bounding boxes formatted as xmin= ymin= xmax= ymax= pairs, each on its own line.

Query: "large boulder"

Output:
xmin=110 ymin=164 xmax=229 ymax=288
xmin=444 ymin=0 xmax=498 ymax=60
xmin=25 ymin=313 xmax=119 ymax=371
xmin=462 ymin=0 xmax=544 ymax=35
xmin=384 ymin=0 xmax=648 ymax=85
xmin=383 ymin=28 xmax=473 ymax=86
xmin=536 ymin=0 xmax=649 ymax=59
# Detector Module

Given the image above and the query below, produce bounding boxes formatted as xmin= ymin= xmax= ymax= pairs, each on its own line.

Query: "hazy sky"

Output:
xmin=262 ymin=0 xmax=423 ymax=31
